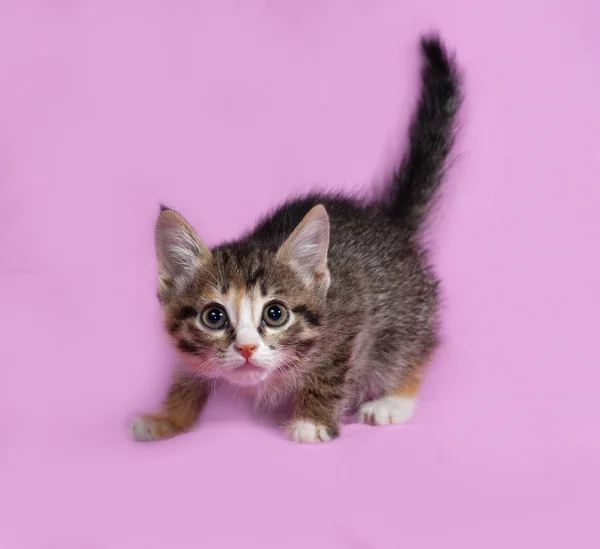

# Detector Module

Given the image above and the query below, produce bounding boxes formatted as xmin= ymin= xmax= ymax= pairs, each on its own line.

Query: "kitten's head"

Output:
xmin=155 ymin=205 xmax=330 ymax=388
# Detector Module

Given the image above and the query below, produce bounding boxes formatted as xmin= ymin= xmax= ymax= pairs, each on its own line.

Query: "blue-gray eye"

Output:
xmin=262 ymin=303 xmax=289 ymax=328
xmin=201 ymin=305 xmax=228 ymax=330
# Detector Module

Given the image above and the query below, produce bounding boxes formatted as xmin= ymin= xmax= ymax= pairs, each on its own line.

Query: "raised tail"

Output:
xmin=380 ymin=35 xmax=462 ymax=232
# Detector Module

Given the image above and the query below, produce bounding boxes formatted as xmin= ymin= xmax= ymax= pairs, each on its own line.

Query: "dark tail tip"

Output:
xmin=420 ymin=35 xmax=451 ymax=73
xmin=380 ymin=34 xmax=462 ymax=232
xmin=419 ymin=34 xmax=461 ymax=111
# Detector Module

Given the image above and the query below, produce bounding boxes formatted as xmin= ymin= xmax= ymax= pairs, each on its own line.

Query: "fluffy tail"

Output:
xmin=380 ymin=35 xmax=462 ymax=232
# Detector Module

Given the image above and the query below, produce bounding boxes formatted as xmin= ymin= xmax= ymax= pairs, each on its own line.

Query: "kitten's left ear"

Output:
xmin=276 ymin=204 xmax=330 ymax=289
xmin=155 ymin=206 xmax=211 ymax=294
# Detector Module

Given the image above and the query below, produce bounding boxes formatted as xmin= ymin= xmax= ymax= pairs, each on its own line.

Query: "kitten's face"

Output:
xmin=155 ymin=205 xmax=330 ymax=389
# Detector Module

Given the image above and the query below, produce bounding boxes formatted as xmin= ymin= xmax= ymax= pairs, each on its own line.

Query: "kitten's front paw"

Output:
xmin=287 ymin=420 xmax=335 ymax=443
xmin=358 ymin=396 xmax=416 ymax=425
xmin=131 ymin=414 xmax=182 ymax=442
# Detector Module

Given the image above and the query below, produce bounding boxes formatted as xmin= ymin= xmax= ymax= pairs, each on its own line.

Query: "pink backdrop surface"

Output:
xmin=1 ymin=1 xmax=599 ymax=548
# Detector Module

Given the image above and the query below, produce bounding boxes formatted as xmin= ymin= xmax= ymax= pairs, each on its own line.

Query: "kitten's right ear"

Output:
xmin=276 ymin=204 xmax=330 ymax=290
xmin=155 ymin=206 xmax=211 ymax=292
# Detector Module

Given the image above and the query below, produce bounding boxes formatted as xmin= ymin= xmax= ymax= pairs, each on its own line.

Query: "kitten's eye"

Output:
xmin=262 ymin=302 xmax=289 ymax=328
xmin=201 ymin=305 xmax=228 ymax=330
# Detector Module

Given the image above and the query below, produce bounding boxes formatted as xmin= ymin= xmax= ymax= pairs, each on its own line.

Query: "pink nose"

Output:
xmin=236 ymin=343 xmax=257 ymax=360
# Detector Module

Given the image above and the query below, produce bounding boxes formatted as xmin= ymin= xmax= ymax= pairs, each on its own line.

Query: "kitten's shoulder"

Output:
xmin=251 ymin=193 xmax=370 ymax=240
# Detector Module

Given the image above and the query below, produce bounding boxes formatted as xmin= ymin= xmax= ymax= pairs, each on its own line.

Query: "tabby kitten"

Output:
xmin=132 ymin=35 xmax=462 ymax=443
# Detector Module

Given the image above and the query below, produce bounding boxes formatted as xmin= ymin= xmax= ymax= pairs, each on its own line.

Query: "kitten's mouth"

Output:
xmin=235 ymin=361 xmax=264 ymax=373
xmin=227 ymin=362 xmax=269 ymax=386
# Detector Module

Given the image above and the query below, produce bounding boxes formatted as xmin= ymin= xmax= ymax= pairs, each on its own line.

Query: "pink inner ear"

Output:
xmin=278 ymin=205 xmax=330 ymax=279
xmin=155 ymin=209 xmax=211 ymax=279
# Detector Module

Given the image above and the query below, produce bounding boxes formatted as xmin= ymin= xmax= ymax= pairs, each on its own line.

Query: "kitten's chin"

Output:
xmin=224 ymin=365 xmax=270 ymax=387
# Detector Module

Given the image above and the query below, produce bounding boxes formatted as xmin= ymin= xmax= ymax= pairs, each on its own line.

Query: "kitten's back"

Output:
xmin=247 ymin=36 xmax=462 ymax=403
xmin=251 ymin=35 xmax=462 ymax=252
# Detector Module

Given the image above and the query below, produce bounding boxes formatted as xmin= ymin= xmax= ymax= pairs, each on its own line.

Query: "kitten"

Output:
xmin=132 ymin=35 xmax=462 ymax=443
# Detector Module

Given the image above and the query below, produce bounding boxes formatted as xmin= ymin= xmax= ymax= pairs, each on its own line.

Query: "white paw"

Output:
xmin=130 ymin=414 xmax=179 ymax=442
xmin=358 ymin=396 xmax=416 ymax=425
xmin=287 ymin=420 xmax=332 ymax=443
xmin=131 ymin=415 xmax=158 ymax=441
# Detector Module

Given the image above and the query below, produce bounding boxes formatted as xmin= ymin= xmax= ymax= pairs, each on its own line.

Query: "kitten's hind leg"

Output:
xmin=358 ymin=363 xmax=423 ymax=426
xmin=131 ymin=373 xmax=209 ymax=442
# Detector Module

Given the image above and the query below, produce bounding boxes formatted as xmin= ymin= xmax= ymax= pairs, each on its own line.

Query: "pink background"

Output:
xmin=1 ymin=1 xmax=599 ymax=547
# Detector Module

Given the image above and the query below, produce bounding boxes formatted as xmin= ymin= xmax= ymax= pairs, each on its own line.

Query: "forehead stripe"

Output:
xmin=246 ymin=267 xmax=266 ymax=287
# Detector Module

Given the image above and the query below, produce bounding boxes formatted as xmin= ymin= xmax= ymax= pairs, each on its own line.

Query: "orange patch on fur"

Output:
xmin=391 ymin=362 xmax=425 ymax=399
xmin=229 ymin=284 xmax=246 ymax=320
xmin=141 ymin=375 xmax=210 ymax=441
